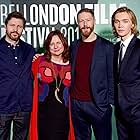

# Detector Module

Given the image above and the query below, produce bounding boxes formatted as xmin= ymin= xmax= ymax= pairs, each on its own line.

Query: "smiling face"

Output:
xmin=78 ymin=12 xmax=95 ymax=38
xmin=5 ymin=17 xmax=24 ymax=43
xmin=49 ymin=35 xmax=64 ymax=57
xmin=113 ymin=11 xmax=134 ymax=41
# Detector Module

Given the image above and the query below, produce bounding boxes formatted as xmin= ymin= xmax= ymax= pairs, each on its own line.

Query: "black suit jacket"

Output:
xmin=114 ymin=36 xmax=140 ymax=122
xmin=70 ymin=35 xmax=114 ymax=112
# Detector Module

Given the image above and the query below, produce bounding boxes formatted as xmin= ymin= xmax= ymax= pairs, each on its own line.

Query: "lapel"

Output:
xmin=90 ymin=36 xmax=103 ymax=72
xmin=114 ymin=42 xmax=121 ymax=74
xmin=120 ymin=36 xmax=137 ymax=75
xmin=71 ymin=40 xmax=80 ymax=73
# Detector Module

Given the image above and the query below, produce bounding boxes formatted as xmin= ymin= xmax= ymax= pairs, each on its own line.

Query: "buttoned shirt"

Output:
xmin=0 ymin=36 xmax=35 ymax=113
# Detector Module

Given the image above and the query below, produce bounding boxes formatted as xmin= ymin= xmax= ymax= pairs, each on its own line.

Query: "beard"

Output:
xmin=80 ymin=25 xmax=94 ymax=38
xmin=6 ymin=30 xmax=21 ymax=41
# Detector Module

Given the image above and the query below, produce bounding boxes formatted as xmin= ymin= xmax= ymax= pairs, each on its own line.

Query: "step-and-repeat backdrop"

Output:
xmin=0 ymin=0 xmax=140 ymax=139
xmin=0 ymin=0 xmax=140 ymax=49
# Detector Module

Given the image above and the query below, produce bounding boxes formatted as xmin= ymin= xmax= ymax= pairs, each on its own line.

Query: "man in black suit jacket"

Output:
xmin=112 ymin=6 xmax=140 ymax=140
xmin=70 ymin=8 xmax=114 ymax=140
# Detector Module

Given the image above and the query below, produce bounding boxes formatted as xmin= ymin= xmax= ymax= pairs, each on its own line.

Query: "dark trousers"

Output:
xmin=0 ymin=112 xmax=30 ymax=140
xmin=71 ymin=99 xmax=112 ymax=140
xmin=38 ymin=99 xmax=69 ymax=140
xmin=116 ymin=116 xmax=140 ymax=140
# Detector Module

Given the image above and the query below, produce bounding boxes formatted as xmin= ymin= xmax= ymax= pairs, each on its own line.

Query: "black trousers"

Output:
xmin=0 ymin=112 xmax=30 ymax=140
xmin=71 ymin=99 xmax=112 ymax=140
xmin=116 ymin=115 xmax=140 ymax=140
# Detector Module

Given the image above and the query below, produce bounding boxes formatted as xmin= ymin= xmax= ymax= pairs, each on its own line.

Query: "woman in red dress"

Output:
xmin=30 ymin=30 xmax=75 ymax=140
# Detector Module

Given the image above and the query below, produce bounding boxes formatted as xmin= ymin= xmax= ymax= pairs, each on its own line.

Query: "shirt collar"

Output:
xmin=121 ymin=34 xmax=134 ymax=47
xmin=3 ymin=36 xmax=20 ymax=49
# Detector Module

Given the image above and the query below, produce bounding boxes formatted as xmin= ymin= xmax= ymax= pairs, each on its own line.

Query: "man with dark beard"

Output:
xmin=0 ymin=11 xmax=35 ymax=140
xmin=70 ymin=8 xmax=114 ymax=140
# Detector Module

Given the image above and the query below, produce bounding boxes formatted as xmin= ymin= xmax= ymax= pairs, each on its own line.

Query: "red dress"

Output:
xmin=29 ymin=56 xmax=75 ymax=140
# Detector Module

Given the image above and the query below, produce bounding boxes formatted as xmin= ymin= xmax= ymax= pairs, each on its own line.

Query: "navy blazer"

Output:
xmin=70 ymin=35 xmax=114 ymax=112
xmin=0 ymin=36 xmax=35 ymax=113
xmin=114 ymin=36 xmax=140 ymax=122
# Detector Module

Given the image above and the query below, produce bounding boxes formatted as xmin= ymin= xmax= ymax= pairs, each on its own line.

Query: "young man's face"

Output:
xmin=78 ymin=12 xmax=95 ymax=38
xmin=113 ymin=11 xmax=134 ymax=40
xmin=5 ymin=17 xmax=24 ymax=42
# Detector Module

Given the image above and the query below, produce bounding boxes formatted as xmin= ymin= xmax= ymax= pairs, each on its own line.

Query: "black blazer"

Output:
xmin=70 ymin=35 xmax=114 ymax=112
xmin=114 ymin=36 xmax=140 ymax=122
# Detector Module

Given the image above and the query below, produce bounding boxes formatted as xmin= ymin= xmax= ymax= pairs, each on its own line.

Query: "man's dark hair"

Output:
xmin=5 ymin=11 xmax=26 ymax=28
xmin=77 ymin=8 xmax=95 ymax=20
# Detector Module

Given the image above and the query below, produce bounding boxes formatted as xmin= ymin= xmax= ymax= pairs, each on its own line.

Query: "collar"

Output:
xmin=3 ymin=36 xmax=20 ymax=49
xmin=121 ymin=34 xmax=134 ymax=47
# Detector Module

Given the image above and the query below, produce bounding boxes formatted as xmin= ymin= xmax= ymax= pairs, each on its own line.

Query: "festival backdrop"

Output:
xmin=0 ymin=0 xmax=140 ymax=140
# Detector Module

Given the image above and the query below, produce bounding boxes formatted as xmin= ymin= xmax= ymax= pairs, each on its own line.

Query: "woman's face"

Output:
xmin=49 ymin=35 xmax=64 ymax=57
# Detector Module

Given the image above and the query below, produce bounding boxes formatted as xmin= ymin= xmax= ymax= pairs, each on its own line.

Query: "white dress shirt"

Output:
xmin=120 ymin=34 xmax=134 ymax=60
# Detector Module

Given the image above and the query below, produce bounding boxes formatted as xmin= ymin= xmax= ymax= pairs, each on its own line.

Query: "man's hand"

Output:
xmin=32 ymin=53 xmax=44 ymax=62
